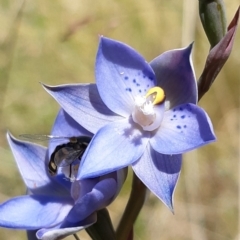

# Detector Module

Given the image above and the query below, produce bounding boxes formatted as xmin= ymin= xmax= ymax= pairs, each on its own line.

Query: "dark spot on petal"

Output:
xmin=125 ymin=88 xmax=132 ymax=92
xmin=179 ymin=107 xmax=183 ymax=111
xmin=148 ymin=76 xmax=154 ymax=81
xmin=137 ymin=83 xmax=140 ymax=87
xmin=181 ymin=115 xmax=185 ymax=119
xmin=124 ymin=76 xmax=129 ymax=80
xmin=176 ymin=125 xmax=181 ymax=129
xmin=187 ymin=105 xmax=192 ymax=111
xmin=133 ymin=79 xmax=136 ymax=83
xmin=139 ymin=89 xmax=142 ymax=93
xmin=173 ymin=115 xmax=176 ymax=118
xmin=184 ymin=125 xmax=187 ymax=128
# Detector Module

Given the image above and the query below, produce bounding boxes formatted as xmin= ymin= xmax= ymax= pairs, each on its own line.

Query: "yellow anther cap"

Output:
xmin=145 ymin=87 xmax=165 ymax=105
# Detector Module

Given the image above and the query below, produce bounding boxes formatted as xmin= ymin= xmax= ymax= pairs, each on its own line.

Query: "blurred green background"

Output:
xmin=0 ymin=0 xmax=239 ymax=239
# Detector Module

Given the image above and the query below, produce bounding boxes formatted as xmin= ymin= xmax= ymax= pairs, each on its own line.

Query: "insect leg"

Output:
xmin=69 ymin=163 xmax=72 ymax=179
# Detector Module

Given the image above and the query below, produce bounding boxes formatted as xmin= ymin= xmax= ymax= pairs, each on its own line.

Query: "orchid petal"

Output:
xmin=7 ymin=133 xmax=62 ymax=195
xmin=42 ymin=83 xmax=123 ymax=134
xmin=96 ymin=36 xmax=156 ymax=117
xmin=51 ymin=108 xmax=92 ymax=139
xmin=37 ymin=225 xmax=89 ymax=240
xmin=75 ymin=170 xmax=127 ymax=203
xmin=150 ymin=103 xmax=216 ymax=154
xmin=66 ymin=178 xmax=116 ymax=223
xmin=132 ymin=145 xmax=181 ymax=211
xmin=0 ymin=195 xmax=72 ymax=229
xmin=74 ymin=179 xmax=99 ymax=199
xmin=37 ymin=214 xmax=96 ymax=240
xmin=150 ymin=45 xmax=197 ymax=108
xmin=78 ymin=119 xmax=150 ymax=179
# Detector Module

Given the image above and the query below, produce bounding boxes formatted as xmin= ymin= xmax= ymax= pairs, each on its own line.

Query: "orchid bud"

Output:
xmin=198 ymin=7 xmax=239 ymax=100
xmin=199 ymin=0 xmax=227 ymax=47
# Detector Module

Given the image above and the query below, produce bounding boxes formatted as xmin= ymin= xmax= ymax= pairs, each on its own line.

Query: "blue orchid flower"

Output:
xmin=0 ymin=109 xmax=127 ymax=240
xmin=42 ymin=37 xmax=216 ymax=210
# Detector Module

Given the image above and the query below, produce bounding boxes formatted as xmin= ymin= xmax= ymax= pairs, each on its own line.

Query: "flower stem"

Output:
xmin=116 ymin=172 xmax=147 ymax=240
xmin=73 ymin=233 xmax=80 ymax=240
xmin=86 ymin=208 xmax=116 ymax=240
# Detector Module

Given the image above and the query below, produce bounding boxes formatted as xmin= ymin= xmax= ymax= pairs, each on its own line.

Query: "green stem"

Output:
xmin=86 ymin=208 xmax=116 ymax=240
xmin=116 ymin=172 xmax=147 ymax=240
